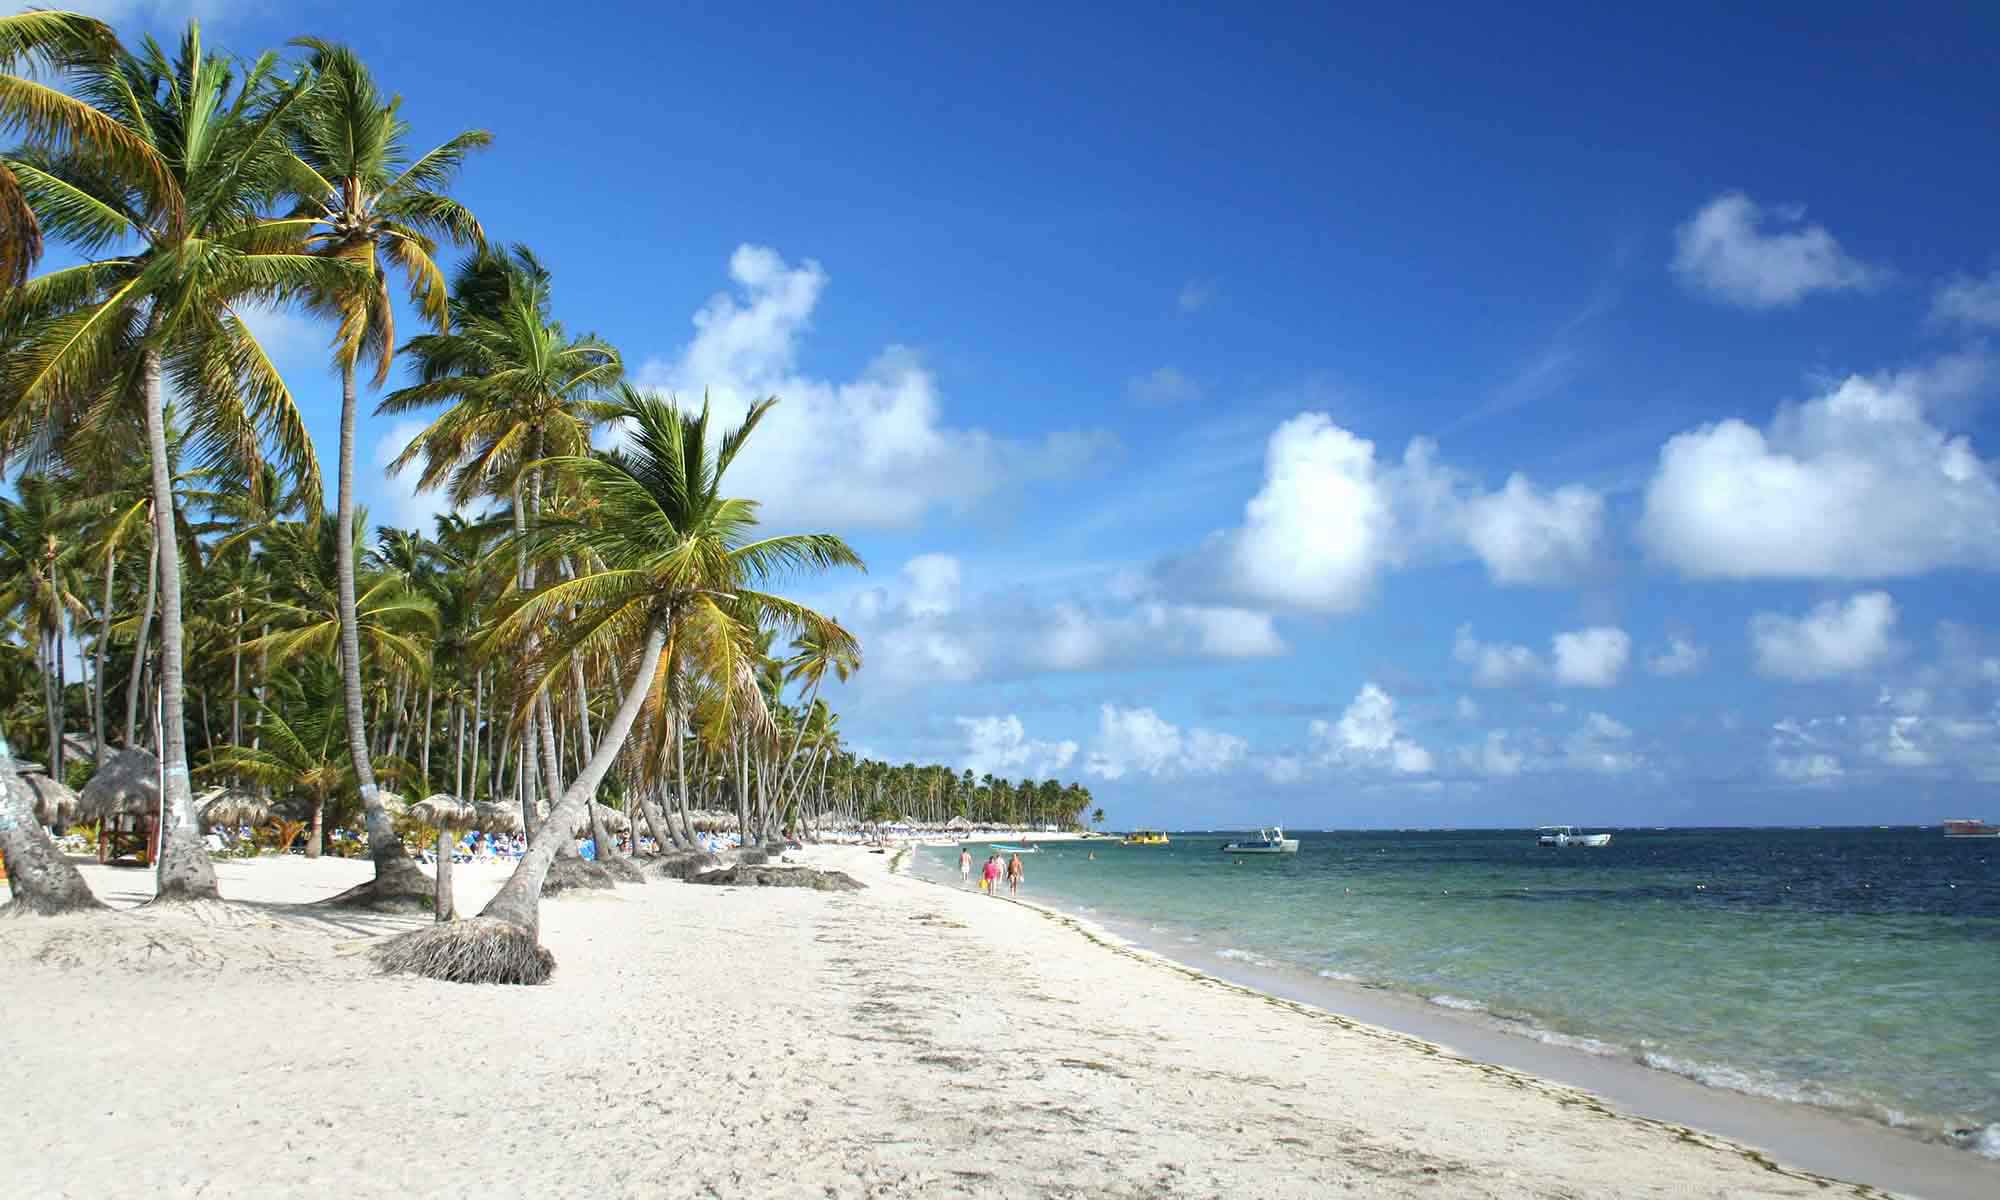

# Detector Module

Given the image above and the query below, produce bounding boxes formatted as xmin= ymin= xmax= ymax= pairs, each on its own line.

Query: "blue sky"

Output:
xmin=54 ymin=1 xmax=2000 ymax=827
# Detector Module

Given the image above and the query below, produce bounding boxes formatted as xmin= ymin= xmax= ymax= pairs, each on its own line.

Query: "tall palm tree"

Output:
xmin=0 ymin=25 xmax=354 ymax=902
xmin=0 ymin=474 xmax=88 ymax=777
xmin=380 ymin=246 xmax=619 ymax=835
xmin=375 ymin=388 xmax=863 ymax=984
xmin=287 ymin=38 xmax=487 ymax=907
xmin=0 ymin=9 xmax=170 ymax=289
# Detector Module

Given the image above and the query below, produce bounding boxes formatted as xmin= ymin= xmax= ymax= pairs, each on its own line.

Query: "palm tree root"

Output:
xmin=372 ymin=915 xmax=554 ymax=985
xmin=597 ymin=854 xmax=647 ymax=884
xmin=320 ymin=854 xmax=436 ymax=912
xmin=651 ymin=849 xmax=724 ymax=880
xmin=541 ymin=853 xmax=616 ymax=897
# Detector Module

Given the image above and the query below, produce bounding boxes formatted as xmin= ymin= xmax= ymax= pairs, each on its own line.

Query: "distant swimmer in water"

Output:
xmin=1087 ymin=850 xmax=1095 ymax=861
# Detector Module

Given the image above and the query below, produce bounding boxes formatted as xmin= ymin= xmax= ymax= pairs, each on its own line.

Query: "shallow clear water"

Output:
xmin=922 ymin=829 xmax=2000 ymax=1155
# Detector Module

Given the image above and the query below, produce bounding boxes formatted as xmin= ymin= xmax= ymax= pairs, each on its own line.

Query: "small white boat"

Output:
xmin=990 ymin=843 xmax=1039 ymax=854
xmin=1537 ymin=825 xmax=1611 ymax=847
xmin=1221 ymin=826 xmax=1300 ymax=854
xmin=1942 ymin=818 xmax=2000 ymax=839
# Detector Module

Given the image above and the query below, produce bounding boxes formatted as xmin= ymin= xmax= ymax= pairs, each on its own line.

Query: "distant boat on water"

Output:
xmin=991 ymin=843 xmax=1038 ymax=854
xmin=1221 ymin=826 xmax=1299 ymax=855
xmin=1941 ymin=818 xmax=1999 ymax=839
xmin=1123 ymin=830 xmax=1170 ymax=846
xmin=1538 ymin=825 xmax=1611 ymax=847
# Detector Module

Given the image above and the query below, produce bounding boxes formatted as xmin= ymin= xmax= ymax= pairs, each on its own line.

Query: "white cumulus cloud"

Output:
xmin=955 ymin=715 xmax=1079 ymax=779
xmin=1461 ymin=475 xmax=1605 ymax=585
xmin=1551 ymin=627 xmax=1631 ymax=688
xmin=637 ymin=245 xmax=1107 ymax=529
xmin=1671 ymin=192 xmax=1881 ymax=309
xmin=1750 ymin=592 xmax=1898 ymax=681
xmin=1192 ymin=414 xmax=1603 ymax=611
xmin=1312 ymin=683 xmax=1434 ymax=774
xmin=1085 ymin=705 xmax=1246 ymax=781
xmin=371 ymin=418 xmax=462 ymax=533
xmin=1646 ymin=635 xmax=1705 ymax=677
xmin=1455 ymin=625 xmax=1629 ymax=689
xmin=1639 ymin=357 xmax=2000 ymax=579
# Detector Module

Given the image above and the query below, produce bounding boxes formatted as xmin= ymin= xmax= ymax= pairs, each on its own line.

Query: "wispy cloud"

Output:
xmin=1177 ymin=279 xmax=1214 ymax=313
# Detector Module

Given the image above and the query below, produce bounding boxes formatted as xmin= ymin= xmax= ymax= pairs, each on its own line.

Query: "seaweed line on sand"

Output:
xmin=899 ymin=864 xmax=1888 ymax=1199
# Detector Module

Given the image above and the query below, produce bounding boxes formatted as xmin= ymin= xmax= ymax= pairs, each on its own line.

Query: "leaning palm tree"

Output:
xmin=0 ymin=475 xmax=89 ymax=778
xmin=0 ymin=9 xmax=170 ymax=289
xmin=374 ymin=388 xmax=863 ymax=984
xmin=286 ymin=38 xmax=487 ymax=908
xmin=0 ymin=25 xmax=355 ymax=902
xmin=0 ymin=724 xmax=102 ymax=913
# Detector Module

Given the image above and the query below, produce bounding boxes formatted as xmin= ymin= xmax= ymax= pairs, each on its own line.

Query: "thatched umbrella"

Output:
xmin=78 ymin=747 xmax=159 ymax=822
xmin=570 ymin=802 xmax=630 ymax=836
xmin=197 ymin=787 xmax=269 ymax=830
xmin=411 ymin=794 xmax=476 ymax=922
xmin=473 ymin=800 xmax=524 ymax=836
xmin=8 ymin=771 xmax=78 ymax=828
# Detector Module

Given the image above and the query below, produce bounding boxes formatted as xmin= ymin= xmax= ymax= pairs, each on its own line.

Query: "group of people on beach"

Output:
xmin=959 ymin=846 xmax=1023 ymax=896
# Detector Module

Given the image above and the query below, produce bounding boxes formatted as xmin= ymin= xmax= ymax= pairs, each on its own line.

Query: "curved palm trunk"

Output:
xmin=142 ymin=346 xmax=218 ymax=902
xmin=329 ymin=360 xmax=430 ymax=906
xmin=481 ymin=623 xmax=666 ymax=933
xmin=306 ymin=794 xmax=324 ymax=858
xmin=0 ymin=729 xmax=104 ymax=914
xmin=567 ymin=653 xmax=618 ymax=863
xmin=122 ymin=527 xmax=157 ymax=749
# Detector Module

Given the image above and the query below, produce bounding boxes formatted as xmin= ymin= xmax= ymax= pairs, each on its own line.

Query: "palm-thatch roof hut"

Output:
xmin=411 ymin=793 xmax=476 ymax=829
xmin=78 ymin=747 xmax=162 ymax=863
xmin=8 ymin=771 xmax=78 ymax=827
xmin=78 ymin=748 xmax=159 ymax=821
xmin=944 ymin=814 xmax=972 ymax=832
xmin=570 ymin=802 xmax=630 ymax=836
xmin=685 ymin=808 xmax=736 ymax=833
xmin=473 ymin=801 xmax=524 ymax=836
xmin=197 ymin=787 xmax=269 ymax=829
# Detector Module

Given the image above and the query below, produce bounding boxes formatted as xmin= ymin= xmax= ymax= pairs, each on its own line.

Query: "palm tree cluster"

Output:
xmin=0 ymin=15 xmax=1097 ymax=977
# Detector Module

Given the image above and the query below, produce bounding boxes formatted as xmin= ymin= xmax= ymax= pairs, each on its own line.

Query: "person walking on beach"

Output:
xmin=959 ymin=846 xmax=972 ymax=885
xmin=1007 ymin=852 xmax=1024 ymax=897
xmin=982 ymin=854 xmax=1001 ymax=896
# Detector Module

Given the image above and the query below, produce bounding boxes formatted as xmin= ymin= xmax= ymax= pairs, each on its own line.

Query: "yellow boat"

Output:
xmin=1122 ymin=830 xmax=1170 ymax=846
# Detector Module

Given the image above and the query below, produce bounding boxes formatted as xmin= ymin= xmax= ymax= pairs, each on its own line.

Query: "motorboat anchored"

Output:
xmin=1942 ymin=818 xmax=2000 ymax=839
xmin=1221 ymin=826 xmax=1300 ymax=854
xmin=1123 ymin=830 xmax=1170 ymax=846
xmin=1537 ymin=825 xmax=1611 ymax=847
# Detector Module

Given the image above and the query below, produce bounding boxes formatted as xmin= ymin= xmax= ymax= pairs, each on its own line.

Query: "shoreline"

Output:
xmin=5 ymin=849 xmax=1994 ymax=1197
xmin=899 ymin=848 xmax=1997 ymax=1200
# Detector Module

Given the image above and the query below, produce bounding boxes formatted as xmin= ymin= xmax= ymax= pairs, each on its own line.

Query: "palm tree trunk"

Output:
xmin=420 ymin=683 xmax=433 ymax=792
xmin=307 ymin=792 xmax=323 ymax=858
xmin=468 ymin=669 xmax=482 ymax=801
xmin=672 ymin=715 xmax=696 ymax=849
xmin=0 ymin=728 xmax=104 ymax=914
xmin=453 ymin=697 xmax=466 ymax=801
xmin=433 ymin=826 xmax=455 ymax=921
xmin=41 ymin=634 xmax=61 ymax=782
xmin=325 ymin=359 xmax=428 ymax=906
xmin=142 ymin=345 xmax=218 ymax=902
xmin=92 ymin=546 xmax=115 ymax=765
xmin=480 ymin=623 xmax=666 ymax=933
xmin=230 ymin=603 xmax=242 ymax=754
xmin=567 ymin=653 xmax=617 ymax=862
xmin=122 ymin=526 xmax=157 ymax=749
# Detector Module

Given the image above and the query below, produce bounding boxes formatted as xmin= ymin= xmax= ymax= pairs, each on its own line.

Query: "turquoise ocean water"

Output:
xmin=919 ymin=829 xmax=2000 ymax=1157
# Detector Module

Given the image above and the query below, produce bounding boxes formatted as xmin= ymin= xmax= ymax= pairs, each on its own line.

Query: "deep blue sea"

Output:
xmin=918 ymin=828 xmax=2000 ymax=1157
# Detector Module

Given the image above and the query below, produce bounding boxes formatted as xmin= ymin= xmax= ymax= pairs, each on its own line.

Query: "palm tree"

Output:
xmin=202 ymin=661 xmax=401 ymax=858
xmin=374 ymin=388 xmax=863 ymax=984
xmin=286 ymin=38 xmax=487 ymax=908
xmin=0 ymin=24 xmax=355 ymax=902
xmin=0 ymin=9 xmax=170 ymax=289
xmin=379 ymin=245 xmax=619 ymax=835
xmin=0 ymin=724 xmax=102 ymax=913
xmin=0 ymin=474 xmax=87 ymax=777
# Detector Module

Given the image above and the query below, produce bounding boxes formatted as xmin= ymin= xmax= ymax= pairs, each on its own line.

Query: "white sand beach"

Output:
xmin=4 ymin=847 xmax=1991 ymax=1199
